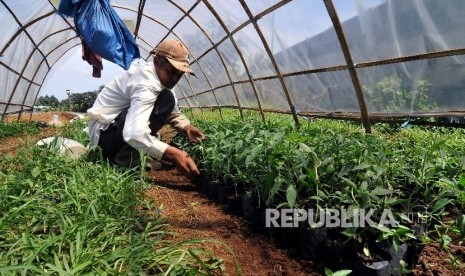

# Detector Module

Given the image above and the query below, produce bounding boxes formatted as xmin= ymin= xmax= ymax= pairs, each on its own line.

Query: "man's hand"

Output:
xmin=162 ymin=146 xmax=200 ymax=179
xmin=183 ymin=125 xmax=206 ymax=143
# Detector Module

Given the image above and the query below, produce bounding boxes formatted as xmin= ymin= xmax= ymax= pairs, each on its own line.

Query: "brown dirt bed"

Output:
xmin=1 ymin=111 xmax=78 ymax=156
xmin=4 ymin=111 xmax=76 ymax=124
xmin=146 ymin=167 xmax=318 ymax=275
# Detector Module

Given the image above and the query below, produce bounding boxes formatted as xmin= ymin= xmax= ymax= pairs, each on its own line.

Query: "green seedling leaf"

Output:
xmin=299 ymin=142 xmax=312 ymax=153
xmin=398 ymin=213 xmax=412 ymax=223
xmin=334 ymin=270 xmax=353 ymax=276
xmin=405 ymin=233 xmax=417 ymax=240
xmin=286 ymin=184 xmax=297 ymax=208
xmin=31 ymin=166 xmax=41 ymax=178
xmin=341 ymin=177 xmax=357 ymax=189
xmin=459 ymin=175 xmax=465 ymax=190
xmin=374 ymin=224 xmax=392 ymax=233
xmin=371 ymin=186 xmax=393 ymax=196
xmin=341 ymin=228 xmax=357 ymax=239
xmin=400 ymin=259 xmax=413 ymax=274
xmin=361 ymin=181 xmax=368 ymax=191
xmin=354 ymin=163 xmax=370 ymax=171
xmin=439 ymin=234 xmax=452 ymax=249
xmin=325 ymin=267 xmax=352 ymax=276
xmin=325 ymin=163 xmax=335 ymax=175
xmin=399 ymin=169 xmax=419 ymax=183
xmin=374 ymin=224 xmax=394 ymax=241
xmin=393 ymin=236 xmax=400 ymax=252
xmin=267 ymin=174 xmax=282 ymax=204
xmin=431 ymin=198 xmax=452 ymax=214
xmin=395 ymin=225 xmax=414 ymax=237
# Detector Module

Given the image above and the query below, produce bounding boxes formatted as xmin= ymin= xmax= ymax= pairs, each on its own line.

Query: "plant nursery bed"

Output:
xmin=147 ymin=166 xmax=465 ymax=275
xmin=157 ymin=169 xmax=465 ymax=275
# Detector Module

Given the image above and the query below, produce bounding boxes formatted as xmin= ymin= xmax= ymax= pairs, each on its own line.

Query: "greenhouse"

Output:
xmin=1 ymin=0 xmax=465 ymax=275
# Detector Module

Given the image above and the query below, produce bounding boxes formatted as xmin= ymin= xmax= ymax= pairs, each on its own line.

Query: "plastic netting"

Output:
xmin=1 ymin=0 xmax=465 ymax=129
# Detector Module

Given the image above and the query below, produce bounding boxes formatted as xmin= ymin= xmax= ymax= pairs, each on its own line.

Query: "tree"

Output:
xmin=36 ymin=95 xmax=60 ymax=107
xmin=364 ymin=75 xmax=436 ymax=112
xmin=66 ymin=91 xmax=99 ymax=112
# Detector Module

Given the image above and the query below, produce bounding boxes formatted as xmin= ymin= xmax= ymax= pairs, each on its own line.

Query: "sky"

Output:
xmin=40 ymin=48 xmax=124 ymax=100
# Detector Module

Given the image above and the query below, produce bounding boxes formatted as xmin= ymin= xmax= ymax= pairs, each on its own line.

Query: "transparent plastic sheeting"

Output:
xmin=1 ymin=0 xmax=465 ymax=121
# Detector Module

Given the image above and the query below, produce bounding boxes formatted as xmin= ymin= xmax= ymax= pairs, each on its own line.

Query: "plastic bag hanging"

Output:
xmin=57 ymin=0 xmax=140 ymax=70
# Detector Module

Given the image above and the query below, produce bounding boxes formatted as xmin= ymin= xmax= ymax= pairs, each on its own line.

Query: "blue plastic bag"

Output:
xmin=58 ymin=0 xmax=140 ymax=70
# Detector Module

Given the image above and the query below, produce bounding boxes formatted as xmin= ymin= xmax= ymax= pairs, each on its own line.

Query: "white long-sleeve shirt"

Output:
xmin=87 ymin=59 xmax=190 ymax=160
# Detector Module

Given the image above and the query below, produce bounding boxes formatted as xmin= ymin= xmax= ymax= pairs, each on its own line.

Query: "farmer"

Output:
xmin=87 ymin=39 xmax=205 ymax=179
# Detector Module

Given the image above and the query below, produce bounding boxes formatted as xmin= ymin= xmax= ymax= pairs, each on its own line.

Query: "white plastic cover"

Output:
xmin=1 ymin=0 xmax=465 ymax=123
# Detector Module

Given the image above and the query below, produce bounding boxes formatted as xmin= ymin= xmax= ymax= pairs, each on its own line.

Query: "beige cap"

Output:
xmin=151 ymin=39 xmax=195 ymax=75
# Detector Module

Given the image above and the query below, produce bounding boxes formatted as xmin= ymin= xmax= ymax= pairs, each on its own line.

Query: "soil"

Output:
xmin=146 ymin=167 xmax=318 ymax=275
xmin=1 ymin=111 xmax=78 ymax=156
xmin=1 ymin=114 xmax=464 ymax=275
xmin=3 ymin=111 xmax=76 ymax=124
xmin=414 ymin=243 xmax=465 ymax=276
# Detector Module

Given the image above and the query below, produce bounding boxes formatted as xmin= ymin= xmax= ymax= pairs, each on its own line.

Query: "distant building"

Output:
xmin=33 ymin=106 xmax=51 ymax=112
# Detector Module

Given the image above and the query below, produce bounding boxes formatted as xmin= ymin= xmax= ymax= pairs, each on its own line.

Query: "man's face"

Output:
xmin=155 ymin=57 xmax=184 ymax=89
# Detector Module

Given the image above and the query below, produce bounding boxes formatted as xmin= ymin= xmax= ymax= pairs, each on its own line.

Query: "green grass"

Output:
xmin=0 ymin=121 xmax=40 ymax=139
xmin=0 ymin=120 xmax=227 ymax=275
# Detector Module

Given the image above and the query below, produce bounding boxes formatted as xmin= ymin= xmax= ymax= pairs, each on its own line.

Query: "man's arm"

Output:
xmin=183 ymin=124 xmax=205 ymax=142
xmin=167 ymin=99 xmax=205 ymax=142
xmin=123 ymin=89 xmax=201 ymax=179
xmin=162 ymin=146 xmax=200 ymax=179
